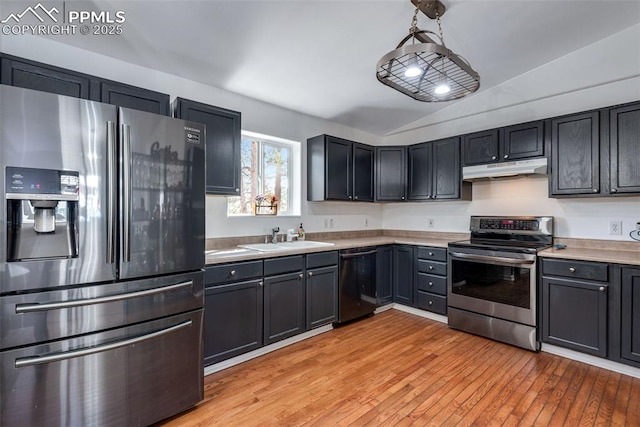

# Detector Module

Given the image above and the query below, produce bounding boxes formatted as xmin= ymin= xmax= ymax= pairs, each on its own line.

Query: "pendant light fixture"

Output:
xmin=376 ymin=0 xmax=480 ymax=102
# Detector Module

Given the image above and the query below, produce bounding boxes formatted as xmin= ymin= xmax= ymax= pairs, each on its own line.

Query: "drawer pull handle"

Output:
xmin=299 ymin=273 xmax=304 ymax=279
xmin=428 ymin=301 xmax=433 ymax=306
xmin=428 ymin=252 xmax=434 ymax=256
xmin=308 ymin=271 xmax=313 ymax=277
xmin=259 ymin=281 xmax=263 ymax=287
xmin=599 ymin=286 xmax=606 ymax=292
xmin=428 ymin=266 xmax=433 ymax=270
xmin=428 ymin=281 xmax=433 ymax=287
xmin=569 ymin=267 xmax=576 ymax=273
xmin=230 ymin=270 xmax=236 ymax=276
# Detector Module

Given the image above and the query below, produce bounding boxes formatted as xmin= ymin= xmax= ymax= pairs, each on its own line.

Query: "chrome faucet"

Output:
xmin=271 ymin=227 xmax=280 ymax=244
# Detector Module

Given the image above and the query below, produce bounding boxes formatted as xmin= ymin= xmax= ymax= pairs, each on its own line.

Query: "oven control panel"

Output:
xmin=470 ymin=216 xmax=554 ymax=235
xmin=479 ymin=218 xmax=539 ymax=231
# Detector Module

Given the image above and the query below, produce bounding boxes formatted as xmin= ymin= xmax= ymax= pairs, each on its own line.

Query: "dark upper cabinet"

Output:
xmin=0 ymin=54 xmax=97 ymax=100
xmin=173 ymin=98 xmax=241 ymax=195
xmin=307 ymin=135 xmax=374 ymax=202
xmin=549 ymin=111 xmax=600 ymax=196
xmin=408 ymin=137 xmax=469 ymax=201
xmin=353 ymin=143 xmax=375 ymax=202
xmin=609 ymin=103 xmax=640 ymax=194
xmin=462 ymin=129 xmax=499 ymax=166
xmin=501 ymin=121 xmax=545 ymax=161
xmin=376 ymin=146 xmax=407 ymax=202
xmin=99 ymin=81 xmax=170 ymax=116
xmin=376 ymin=246 xmax=394 ymax=306
xmin=621 ymin=267 xmax=640 ymax=365
xmin=463 ymin=121 xmax=544 ymax=166
xmin=393 ymin=245 xmax=415 ymax=306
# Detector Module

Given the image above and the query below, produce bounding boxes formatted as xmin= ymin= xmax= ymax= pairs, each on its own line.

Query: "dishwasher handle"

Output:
xmin=340 ymin=249 xmax=377 ymax=258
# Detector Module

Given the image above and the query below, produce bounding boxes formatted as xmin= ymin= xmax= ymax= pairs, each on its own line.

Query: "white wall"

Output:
xmin=0 ymin=35 xmax=384 ymax=238
xmin=383 ymin=177 xmax=640 ymax=240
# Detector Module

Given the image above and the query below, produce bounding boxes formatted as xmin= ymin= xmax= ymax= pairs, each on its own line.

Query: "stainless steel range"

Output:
xmin=447 ymin=216 xmax=553 ymax=351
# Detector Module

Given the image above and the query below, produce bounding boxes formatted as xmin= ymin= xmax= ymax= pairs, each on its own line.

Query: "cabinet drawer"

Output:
xmin=306 ymin=251 xmax=339 ymax=269
xmin=264 ymin=255 xmax=304 ymax=276
xmin=417 ymin=273 xmax=447 ymax=295
xmin=542 ymin=258 xmax=608 ymax=282
xmin=205 ymin=261 xmax=263 ymax=286
xmin=416 ymin=292 xmax=447 ymax=315
xmin=417 ymin=247 xmax=447 ymax=262
xmin=417 ymin=260 xmax=447 ymax=276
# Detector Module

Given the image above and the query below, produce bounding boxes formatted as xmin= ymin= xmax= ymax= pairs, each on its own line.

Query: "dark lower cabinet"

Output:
xmin=173 ymin=98 xmax=241 ymax=195
xmin=621 ymin=267 xmax=640 ymax=364
xmin=99 ymin=81 xmax=170 ymax=115
xmin=1 ymin=54 xmax=96 ymax=100
xmin=263 ymin=272 xmax=305 ymax=345
xmin=393 ymin=245 xmax=414 ymax=306
xmin=541 ymin=276 xmax=608 ymax=357
xmin=204 ymin=279 xmax=263 ymax=365
xmin=376 ymin=246 xmax=394 ymax=306
xmin=415 ymin=246 xmax=448 ymax=315
xmin=306 ymin=265 xmax=338 ymax=329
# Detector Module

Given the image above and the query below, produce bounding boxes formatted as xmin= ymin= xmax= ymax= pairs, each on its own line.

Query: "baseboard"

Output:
xmin=541 ymin=343 xmax=640 ymax=379
xmin=204 ymin=324 xmax=333 ymax=376
xmin=392 ymin=303 xmax=448 ymax=324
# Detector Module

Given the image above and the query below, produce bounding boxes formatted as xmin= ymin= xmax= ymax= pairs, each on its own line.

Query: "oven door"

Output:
xmin=447 ymin=247 xmax=537 ymax=326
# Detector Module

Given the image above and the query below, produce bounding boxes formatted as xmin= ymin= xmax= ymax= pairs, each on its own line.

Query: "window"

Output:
xmin=228 ymin=131 xmax=301 ymax=216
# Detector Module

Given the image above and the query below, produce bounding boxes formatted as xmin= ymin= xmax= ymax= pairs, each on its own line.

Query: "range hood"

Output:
xmin=462 ymin=157 xmax=548 ymax=181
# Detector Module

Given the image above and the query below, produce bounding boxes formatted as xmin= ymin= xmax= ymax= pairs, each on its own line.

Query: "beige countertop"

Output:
xmin=205 ymin=236 xmax=457 ymax=265
xmin=539 ymin=247 xmax=640 ymax=266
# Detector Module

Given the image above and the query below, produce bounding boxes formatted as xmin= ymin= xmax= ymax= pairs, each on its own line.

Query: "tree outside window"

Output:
xmin=228 ymin=133 xmax=293 ymax=215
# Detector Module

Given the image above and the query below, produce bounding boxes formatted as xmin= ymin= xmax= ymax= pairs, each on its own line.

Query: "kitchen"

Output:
xmin=1 ymin=0 xmax=640 ymax=425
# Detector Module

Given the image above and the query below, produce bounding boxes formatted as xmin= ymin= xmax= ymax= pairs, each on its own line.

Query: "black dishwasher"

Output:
xmin=337 ymin=247 xmax=377 ymax=323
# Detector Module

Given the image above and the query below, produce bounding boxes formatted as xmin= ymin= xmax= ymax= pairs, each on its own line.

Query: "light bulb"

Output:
xmin=434 ymin=83 xmax=451 ymax=94
xmin=404 ymin=54 xmax=421 ymax=77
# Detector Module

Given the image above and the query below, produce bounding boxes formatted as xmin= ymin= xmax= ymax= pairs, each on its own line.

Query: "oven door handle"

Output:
xmin=15 ymin=320 xmax=192 ymax=368
xmin=448 ymin=251 xmax=535 ymax=266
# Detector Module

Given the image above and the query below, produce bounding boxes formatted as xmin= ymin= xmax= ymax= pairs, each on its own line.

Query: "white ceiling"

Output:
xmin=48 ymin=0 xmax=640 ymax=136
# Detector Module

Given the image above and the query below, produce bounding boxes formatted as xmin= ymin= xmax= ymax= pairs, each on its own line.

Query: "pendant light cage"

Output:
xmin=376 ymin=0 xmax=480 ymax=102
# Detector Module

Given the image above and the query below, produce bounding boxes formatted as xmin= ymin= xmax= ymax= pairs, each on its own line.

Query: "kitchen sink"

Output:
xmin=238 ymin=241 xmax=335 ymax=252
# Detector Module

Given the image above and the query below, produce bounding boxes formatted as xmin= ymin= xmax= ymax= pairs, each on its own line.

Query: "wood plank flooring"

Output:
xmin=159 ymin=310 xmax=640 ymax=426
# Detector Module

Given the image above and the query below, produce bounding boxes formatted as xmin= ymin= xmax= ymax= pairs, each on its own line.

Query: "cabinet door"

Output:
xmin=542 ymin=276 xmax=608 ymax=357
xmin=376 ymin=246 xmax=394 ymax=305
xmin=407 ymin=143 xmax=433 ymax=201
xmin=264 ymin=272 xmax=305 ymax=345
xmin=174 ymin=98 xmax=241 ymax=195
xmin=621 ymin=268 xmax=640 ymax=364
xmin=100 ymin=81 xmax=170 ymax=116
xmin=376 ymin=146 xmax=407 ymax=201
xmin=609 ymin=103 xmax=640 ymax=194
xmin=462 ymin=129 xmax=499 ymax=166
xmin=501 ymin=121 xmax=544 ymax=161
xmin=550 ymin=111 xmax=600 ymax=196
xmin=204 ymin=279 xmax=263 ymax=365
xmin=325 ymin=137 xmax=353 ymax=200
xmin=306 ymin=265 xmax=338 ymax=329
xmin=1 ymin=56 xmax=96 ymax=100
xmin=353 ymin=143 xmax=375 ymax=202
xmin=393 ymin=246 xmax=414 ymax=306
xmin=432 ymin=137 xmax=461 ymax=200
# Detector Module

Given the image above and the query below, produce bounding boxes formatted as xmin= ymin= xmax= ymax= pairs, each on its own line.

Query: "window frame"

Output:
xmin=227 ymin=130 xmax=301 ymax=217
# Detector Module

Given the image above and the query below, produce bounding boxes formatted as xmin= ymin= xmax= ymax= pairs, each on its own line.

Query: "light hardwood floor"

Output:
xmin=160 ymin=310 xmax=640 ymax=426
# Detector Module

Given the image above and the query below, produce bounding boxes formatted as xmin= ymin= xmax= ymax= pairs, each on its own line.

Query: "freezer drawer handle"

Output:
xmin=15 ymin=320 xmax=192 ymax=368
xmin=15 ymin=281 xmax=193 ymax=314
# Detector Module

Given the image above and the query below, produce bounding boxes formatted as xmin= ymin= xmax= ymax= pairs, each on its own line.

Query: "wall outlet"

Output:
xmin=428 ymin=218 xmax=435 ymax=228
xmin=364 ymin=218 xmax=369 ymax=228
xmin=610 ymin=220 xmax=622 ymax=235
xmin=324 ymin=218 xmax=329 ymax=229
xmin=329 ymin=218 xmax=334 ymax=229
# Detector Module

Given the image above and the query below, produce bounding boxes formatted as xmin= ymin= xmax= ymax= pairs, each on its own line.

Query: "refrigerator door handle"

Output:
xmin=106 ymin=121 xmax=117 ymax=264
xmin=15 ymin=320 xmax=193 ymax=368
xmin=121 ymin=123 xmax=132 ymax=262
xmin=15 ymin=280 xmax=194 ymax=313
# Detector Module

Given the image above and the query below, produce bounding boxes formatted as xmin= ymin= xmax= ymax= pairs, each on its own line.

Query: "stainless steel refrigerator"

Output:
xmin=0 ymin=85 xmax=206 ymax=426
